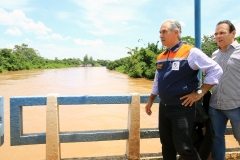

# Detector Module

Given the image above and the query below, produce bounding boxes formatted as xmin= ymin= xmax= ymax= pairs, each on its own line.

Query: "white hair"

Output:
xmin=162 ymin=19 xmax=182 ymax=39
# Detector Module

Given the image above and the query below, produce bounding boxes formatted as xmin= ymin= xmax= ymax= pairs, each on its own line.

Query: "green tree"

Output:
xmin=201 ymin=35 xmax=218 ymax=57
xmin=0 ymin=43 xmax=85 ymax=72
xmin=96 ymin=59 xmax=110 ymax=66
xmin=13 ymin=44 xmax=38 ymax=61
xmin=89 ymin=56 xmax=94 ymax=66
xmin=181 ymin=36 xmax=195 ymax=46
xmin=235 ymin=36 xmax=240 ymax=43
xmin=107 ymin=41 xmax=162 ymax=79
xmin=83 ymin=54 xmax=89 ymax=66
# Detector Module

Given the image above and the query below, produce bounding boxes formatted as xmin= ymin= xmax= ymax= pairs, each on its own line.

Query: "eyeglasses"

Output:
xmin=214 ymin=31 xmax=227 ymax=37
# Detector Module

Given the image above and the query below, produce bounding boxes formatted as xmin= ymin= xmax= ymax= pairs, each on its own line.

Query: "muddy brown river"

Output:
xmin=0 ymin=67 xmax=238 ymax=160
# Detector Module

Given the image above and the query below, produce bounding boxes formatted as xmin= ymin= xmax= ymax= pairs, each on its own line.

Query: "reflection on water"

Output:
xmin=0 ymin=67 xmax=238 ymax=160
xmin=0 ymin=69 xmax=44 ymax=81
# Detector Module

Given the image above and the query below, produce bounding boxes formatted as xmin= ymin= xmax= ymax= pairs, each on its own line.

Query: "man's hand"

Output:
xmin=180 ymin=84 xmax=214 ymax=107
xmin=145 ymin=102 xmax=153 ymax=115
xmin=145 ymin=94 xmax=157 ymax=115
xmin=180 ymin=91 xmax=202 ymax=107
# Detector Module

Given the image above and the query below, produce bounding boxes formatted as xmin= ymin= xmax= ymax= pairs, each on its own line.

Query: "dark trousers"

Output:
xmin=159 ymin=103 xmax=201 ymax=160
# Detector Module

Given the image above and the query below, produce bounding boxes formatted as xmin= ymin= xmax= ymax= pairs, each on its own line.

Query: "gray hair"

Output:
xmin=162 ymin=19 xmax=182 ymax=39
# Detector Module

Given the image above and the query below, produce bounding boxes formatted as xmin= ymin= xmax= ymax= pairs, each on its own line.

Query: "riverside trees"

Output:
xmin=107 ymin=41 xmax=163 ymax=79
xmin=2 ymin=35 xmax=240 ymax=74
xmin=106 ymin=35 xmax=240 ymax=80
xmin=0 ymin=43 xmax=83 ymax=72
xmin=0 ymin=43 xmax=111 ymax=72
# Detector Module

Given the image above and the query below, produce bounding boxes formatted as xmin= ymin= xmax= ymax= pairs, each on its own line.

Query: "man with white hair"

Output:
xmin=145 ymin=19 xmax=223 ymax=160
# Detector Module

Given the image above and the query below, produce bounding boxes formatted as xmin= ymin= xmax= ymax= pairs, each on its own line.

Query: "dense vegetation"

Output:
xmin=106 ymin=35 xmax=240 ymax=79
xmin=1 ymin=35 xmax=240 ymax=76
xmin=106 ymin=42 xmax=164 ymax=79
xmin=0 ymin=44 xmax=109 ymax=72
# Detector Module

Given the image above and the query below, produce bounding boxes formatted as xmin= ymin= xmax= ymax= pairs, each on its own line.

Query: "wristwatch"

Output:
xmin=197 ymin=89 xmax=203 ymax=95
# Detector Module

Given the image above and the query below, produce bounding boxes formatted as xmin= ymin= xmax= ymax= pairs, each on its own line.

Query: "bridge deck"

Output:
xmin=62 ymin=149 xmax=240 ymax=160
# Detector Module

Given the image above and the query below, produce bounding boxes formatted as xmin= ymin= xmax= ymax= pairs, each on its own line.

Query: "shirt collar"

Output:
xmin=164 ymin=41 xmax=183 ymax=55
xmin=219 ymin=40 xmax=239 ymax=50
xmin=230 ymin=40 xmax=240 ymax=49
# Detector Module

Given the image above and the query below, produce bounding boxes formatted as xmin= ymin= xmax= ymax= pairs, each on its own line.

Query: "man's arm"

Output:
xmin=180 ymin=48 xmax=223 ymax=107
xmin=145 ymin=70 xmax=159 ymax=115
xmin=180 ymin=84 xmax=213 ymax=107
xmin=145 ymin=94 xmax=157 ymax=115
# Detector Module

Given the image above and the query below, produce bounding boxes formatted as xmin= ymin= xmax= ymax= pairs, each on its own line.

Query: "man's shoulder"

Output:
xmin=211 ymin=49 xmax=220 ymax=58
xmin=234 ymin=42 xmax=240 ymax=50
xmin=212 ymin=49 xmax=220 ymax=54
xmin=179 ymin=44 xmax=194 ymax=55
xmin=188 ymin=47 xmax=204 ymax=55
xmin=229 ymin=41 xmax=240 ymax=51
xmin=182 ymin=44 xmax=194 ymax=49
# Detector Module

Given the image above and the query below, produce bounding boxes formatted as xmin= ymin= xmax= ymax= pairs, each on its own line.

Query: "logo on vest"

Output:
xmin=172 ymin=61 xmax=180 ymax=70
xmin=156 ymin=63 xmax=163 ymax=69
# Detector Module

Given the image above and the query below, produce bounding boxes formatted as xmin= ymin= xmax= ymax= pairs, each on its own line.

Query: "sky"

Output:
xmin=0 ymin=0 xmax=240 ymax=61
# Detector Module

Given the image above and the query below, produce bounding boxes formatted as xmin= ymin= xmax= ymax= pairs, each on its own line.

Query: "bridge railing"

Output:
xmin=10 ymin=93 xmax=236 ymax=159
xmin=0 ymin=96 xmax=3 ymax=146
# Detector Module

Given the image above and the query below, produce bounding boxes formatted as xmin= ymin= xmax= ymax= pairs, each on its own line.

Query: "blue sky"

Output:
xmin=0 ymin=0 xmax=240 ymax=61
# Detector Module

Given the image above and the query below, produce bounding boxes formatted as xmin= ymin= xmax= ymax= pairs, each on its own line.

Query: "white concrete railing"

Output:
xmin=9 ymin=93 xmax=238 ymax=160
xmin=46 ymin=93 xmax=140 ymax=160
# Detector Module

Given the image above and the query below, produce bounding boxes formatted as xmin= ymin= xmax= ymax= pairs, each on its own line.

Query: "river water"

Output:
xmin=0 ymin=67 xmax=238 ymax=160
xmin=0 ymin=67 xmax=161 ymax=160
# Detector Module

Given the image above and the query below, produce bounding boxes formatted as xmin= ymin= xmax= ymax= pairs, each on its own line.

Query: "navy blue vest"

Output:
xmin=156 ymin=43 xmax=199 ymax=106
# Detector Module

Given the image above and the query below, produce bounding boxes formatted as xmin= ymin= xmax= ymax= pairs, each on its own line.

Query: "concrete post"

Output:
xmin=126 ymin=93 xmax=140 ymax=159
xmin=0 ymin=96 xmax=4 ymax=146
xmin=46 ymin=94 xmax=61 ymax=160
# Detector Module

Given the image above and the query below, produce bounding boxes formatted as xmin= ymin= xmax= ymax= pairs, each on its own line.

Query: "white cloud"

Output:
xmin=4 ymin=27 xmax=22 ymax=36
xmin=0 ymin=8 xmax=71 ymax=41
xmin=22 ymin=21 xmax=51 ymax=35
xmin=122 ymin=21 xmax=128 ymax=25
xmin=24 ymin=38 xmax=32 ymax=43
xmin=74 ymin=39 xmax=104 ymax=46
xmin=179 ymin=21 xmax=186 ymax=27
xmin=34 ymin=42 xmax=127 ymax=60
xmin=165 ymin=1 xmax=194 ymax=19
xmin=56 ymin=11 xmax=70 ymax=20
xmin=37 ymin=34 xmax=71 ymax=41
xmin=235 ymin=22 xmax=240 ymax=36
xmin=90 ymin=29 xmax=115 ymax=35
xmin=35 ymin=44 xmax=65 ymax=59
xmin=4 ymin=44 xmax=15 ymax=49
xmin=0 ymin=8 xmax=51 ymax=35
xmin=0 ymin=0 xmax=29 ymax=10
xmin=72 ymin=0 xmax=148 ymax=35
xmin=201 ymin=0 xmax=232 ymax=17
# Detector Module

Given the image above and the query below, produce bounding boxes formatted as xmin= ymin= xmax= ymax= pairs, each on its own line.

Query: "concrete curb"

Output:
xmin=61 ymin=150 xmax=240 ymax=160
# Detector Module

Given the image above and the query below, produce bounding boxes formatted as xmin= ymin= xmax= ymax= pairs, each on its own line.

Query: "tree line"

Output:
xmin=106 ymin=35 xmax=240 ymax=80
xmin=1 ymin=35 xmax=240 ymax=75
xmin=0 ymin=44 xmax=109 ymax=72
